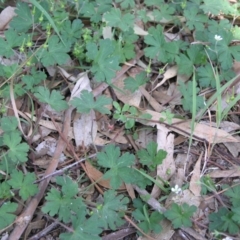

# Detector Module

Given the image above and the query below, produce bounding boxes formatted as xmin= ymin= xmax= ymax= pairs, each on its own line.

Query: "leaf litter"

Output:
xmin=1 ymin=1 xmax=240 ymax=240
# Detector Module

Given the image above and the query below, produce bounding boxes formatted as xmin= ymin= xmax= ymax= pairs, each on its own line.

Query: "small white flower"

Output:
xmin=214 ymin=35 xmax=223 ymax=41
xmin=171 ymin=185 xmax=182 ymax=194
xmin=222 ymin=237 xmax=233 ymax=240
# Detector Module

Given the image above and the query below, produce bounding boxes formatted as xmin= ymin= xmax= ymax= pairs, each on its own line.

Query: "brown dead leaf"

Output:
xmin=99 ymin=130 xmax=128 ymax=144
xmin=35 ymin=137 xmax=66 ymax=162
xmin=140 ymin=110 xmax=239 ymax=144
xmin=189 ymin=152 xmax=202 ymax=197
xmin=151 ymin=65 xmax=178 ymax=92
xmin=85 ymin=161 xmax=126 ymax=190
xmin=172 ymin=120 xmax=239 ymax=143
xmin=113 ymin=73 xmax=142 ymax=107
xmin=224 ymin=136 xmax=240 ymax=157
xmin=209 ymin=168 xmax=240 ymax=178
xmin=73 ymin=111 xmax=98 ymax=147
xmin=0 ymin=6 xmax=16 ymax=30
xmin=24 ymin=112 xmax=74 ymax=139
xmin=135 ymin=128 xmax=156 ymax=148
xmin=151 ymin=124 xmax=176 ymax=198
xmin=139 ymin=86 xmax=163 ymax=112
xmin=32 ymin=158 xmax=50 ymax=169
xmin=125 ymin=184 xmax=136 ymax=200
xmin=32 ymin=126 xmax=52 ymax=142
xmin=25 ymin=219 xmax=45 ymax=240
xmin=175 ymin=189 xmax=201 ymax=208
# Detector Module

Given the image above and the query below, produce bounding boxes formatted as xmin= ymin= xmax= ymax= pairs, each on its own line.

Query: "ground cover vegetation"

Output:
xmin=0 ymin=0 xmax=240 ymax=239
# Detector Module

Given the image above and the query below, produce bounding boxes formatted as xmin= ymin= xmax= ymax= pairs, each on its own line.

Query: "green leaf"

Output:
xmin=221 ymin=212 xmax=239 ymax=234
xmin=71 ymin=90 xmax=112 ymax=114
xmin=60 ymin=19 xmax=83 ymax=45
xmin=232 ymin=25 xmax=240 ymax=40
xmin=137 ymin=9 xmax=151 ymax=23
xmin=133 ymin=202 xmax=164 ymax=234
xmin=160 ymin=110 xmax=174 ymax=124
xmin=197 ymin=64 xmax=216 ymax=88
xmin=104 ymin=8 xmax=134 ymax=32
xmin=200 ymin=0 xmax=234 ymax=15
xmin=137 ymin=141 xmax=167 ymax=171
xmin=36 ymin=35 xmax=70 ymax=67
xmin=124 ymin=72 xmax=148 ymax=92
xmin=209 ymin=206 xmax=239 ymax=234
xmin=144 ymin=0 xmax=165 ymax=7
xmin=113 ymin=101 xmax=121 ymax=112
xmin=115 ymin=0 xmax=135 ymax=9
xmin=200 ymin=175 xmax=216 ymax=195
xmin=144 ymin=25 xmax=179 ymax=63
xmin=3 ymin=132 xmax=29 ymax=163
xmin=176 ymin=45 xmax=206 ymax=76
xmin=60 ymin=212 xmax=102 ymax=240
xmin=113 ymin=29 xmax=138 ymax=63
xmin=0 ymin=116 xmax=18 ymax=132
xmin=130 ymin=168 xmax=152 ymax=189
xmin=179 ymin=81 xmax=204 ymax=113
xmin=152 ymin=4 xmax=175 ymax=21
xmin=80 ymin=0 xmax=112 ymax=23
xmin=0 ymin=182 xmax=12 ymax=199
xmin=97 ymin=144 xmax=135 ymax=189
xmin=0 ymin=29 xmax=24 ymax=57
xmin=21 ymin=68 xmax=46 ymax=91
xmin=164 ymin=203 xmax=197 ymax=229
xmin=86 ymin=39 xmax=121 ymax=83
xmin=114 ymin=40 xmax=135 ymax=63
xmin=184 ymin=8 xmax=208 ymax=31
xmin=34 ymin=86 xmax=68 ymax=112
xmin=232 ymin=206 xmax=240 ymax=224
xmin=94 ymin=190 xmax=129 ymax=230
xmin=1 ymin=83 xmax=25 ymax=99
xmin=0 ymin=63 xmax=19 ymax=78
xmin=208 ymin=19 xmax=231 ymax=33
xmin=213 ymin=30 xmax=240 ymax=70
xmin=42 ymin=176 xmax=86 ymax=223
xmin=0 ymin=202 xmax=18 ymax=229
xmin=224 ymin=185 xmax=240 ymax=207
xmin=29 ymin=0 xmax=66 ymax=46
xmin=125 ymin=119 xmax=135 ymax=129
xmin=209 ymin=207 xmax=229 ymax=232
xmin=7 ymin=170 xmax=38 ymax=200
xmin=10 ymin=2 xmax=34 ymax=32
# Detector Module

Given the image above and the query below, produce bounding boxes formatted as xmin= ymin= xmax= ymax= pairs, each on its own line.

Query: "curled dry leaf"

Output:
xmin=133 ymin=24 xmax=148 ymax=36
xmin=0 ymin=6 xmax=16 ymax=30
xmin=70 ymin=72 xmax=92 ymax=99
xmin=151 ymin=65 xmax=178 ymax=92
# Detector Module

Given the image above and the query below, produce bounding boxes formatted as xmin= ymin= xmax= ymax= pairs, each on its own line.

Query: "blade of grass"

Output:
xmin=134 ymin=168 xmax=168 ymax=193
xmin=214 ymin=69 xmax=222 ymax=127
xmin=222 ymin=93 xmax=240 ymax=119
xmin=196 ymin=72 xmax=240 ymax=121
xmin=29 ymin=0 xmax=66 ymax=46
xmin=186 ymin=69 xmax=197 ymax=163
